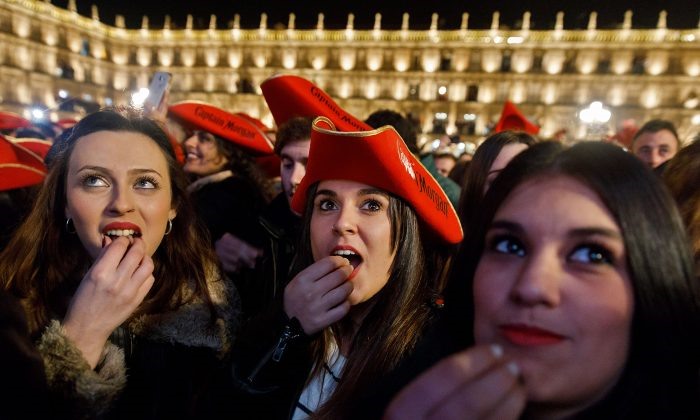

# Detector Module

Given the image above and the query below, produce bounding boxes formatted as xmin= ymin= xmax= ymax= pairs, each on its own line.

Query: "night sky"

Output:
xmin=52 ymin=0 xmax=699 ymax=30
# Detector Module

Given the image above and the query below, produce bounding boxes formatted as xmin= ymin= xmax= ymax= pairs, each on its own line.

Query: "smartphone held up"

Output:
xmin=143 ymin=71 xmax=172 ymax=113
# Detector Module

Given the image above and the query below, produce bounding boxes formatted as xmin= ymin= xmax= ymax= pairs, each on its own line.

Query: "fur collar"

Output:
xmin=127 ymin=266 xmax=238 ymax=354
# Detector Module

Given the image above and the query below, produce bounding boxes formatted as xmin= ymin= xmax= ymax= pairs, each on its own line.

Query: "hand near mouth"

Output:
xmin=385 ymin=345 xmax=526 ymax=420
xmin=283 ymin=256 xmax=354 ymax=335
xmin=62 ymin=236 xmax=155 ymax=369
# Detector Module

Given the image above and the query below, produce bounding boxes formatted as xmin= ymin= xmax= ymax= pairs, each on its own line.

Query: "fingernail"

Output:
xmin=101 ymin=236 xmax=106 ymax=248
xmin=490 ymin=344 xmax=504 ymax=359
xmin=506 ymin=361 xmax=520 ymax=377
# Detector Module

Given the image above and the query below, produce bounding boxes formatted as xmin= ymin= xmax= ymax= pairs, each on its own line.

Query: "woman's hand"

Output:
xmin=384 ymin=345 xmax=526 ymax=420
xmin=283 ymin=256 xmax=354 ymax=335
xmin=215 ymin=233 xmax=263 ymax=273
xmin=62 ymin=236 xmax=155 ymax=369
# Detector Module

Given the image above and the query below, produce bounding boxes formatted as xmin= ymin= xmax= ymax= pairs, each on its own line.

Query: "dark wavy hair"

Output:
xmin=450 ymin=141 xmax=700 ymax=418
xmin=457 ymin=131 xmax=536 ymax=236
xmin=292 ymin=182 xmax=450 ymax=420
xmin=211 ymin=135 xmax=274 ymax=202
xmin=0 ymin=108 xmax=219 ymax=335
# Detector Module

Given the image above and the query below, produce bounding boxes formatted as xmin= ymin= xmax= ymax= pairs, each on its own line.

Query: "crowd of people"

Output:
xmin=1 ymin=73 xmax=699 ymax=419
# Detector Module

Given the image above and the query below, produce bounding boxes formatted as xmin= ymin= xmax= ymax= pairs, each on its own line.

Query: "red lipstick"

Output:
xmin=500 ymin=324 xmax=565 ymax=346
xmin=102 ymin=222 xmax=142 ymax=234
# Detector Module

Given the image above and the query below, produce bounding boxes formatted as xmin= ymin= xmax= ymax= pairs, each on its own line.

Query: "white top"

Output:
xmin=292 ymin=341 xmax=347 ymax=419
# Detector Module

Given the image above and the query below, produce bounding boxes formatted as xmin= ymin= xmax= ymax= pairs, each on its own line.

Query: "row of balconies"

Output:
xmin=1 ymin=54 xmax=696 ymax=115
xmin=2 ymin=30 xmax=700 ymax=80
xmin=2 ymin=9 xmax=699 ymax=77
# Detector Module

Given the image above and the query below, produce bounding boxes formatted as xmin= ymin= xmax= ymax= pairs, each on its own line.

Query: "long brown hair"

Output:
xmin=663 ymin=138 xmax=700 ymax=271
xmin=292 ymin=182 xmax=449 ymax=420
xmin=0 ymin=108 xmax=220 ymax=335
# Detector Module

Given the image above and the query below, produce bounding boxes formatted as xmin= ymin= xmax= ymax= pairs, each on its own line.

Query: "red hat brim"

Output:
xmin=235 ymin=112 xmax=273 ymax=133
xmin=0 ymin=111 xmax=32 ymax=131
xmin=168 ymin=101 xmax=274 ymax=156
xmin=291 ymin=117 xmax=463 ymax=245
xmin=0 ymin=135 xmax=47 ymax=191
xmin=8 ymin=137 xmax=52 ymax=160
xmin=261 ymin=74 xmax=371 ymax=132
xmin=494 ymin=101 xmax=540 ymax=135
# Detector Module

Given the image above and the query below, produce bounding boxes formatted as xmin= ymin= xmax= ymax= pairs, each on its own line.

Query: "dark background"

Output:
xmin=52 ymin=0 xmax=699 ymax=30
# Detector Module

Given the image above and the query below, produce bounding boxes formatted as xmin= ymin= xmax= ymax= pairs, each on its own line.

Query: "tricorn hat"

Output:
xmin=292 ymin=117 xmax=463 ymax=245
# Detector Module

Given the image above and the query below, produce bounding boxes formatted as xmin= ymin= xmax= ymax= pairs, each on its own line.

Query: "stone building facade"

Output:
xmin=1 ymin=0 xmax=699 ymax=143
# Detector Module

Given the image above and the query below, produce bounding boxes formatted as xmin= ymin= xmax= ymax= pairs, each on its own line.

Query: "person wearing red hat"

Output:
xmin=0 ymin=108 xmax=236 ymax=417
xmin=230 ymin=117 xmax=463 ymax=418
xmin=493 ymin=101 xmax=540 ymax=135
xmin=168 ymin=101 xmax=273 ymax=280
xmin=0 ymin=135 xmax=46 ymax=251
xmin=0 ymin=110 xmax=32 ymax=136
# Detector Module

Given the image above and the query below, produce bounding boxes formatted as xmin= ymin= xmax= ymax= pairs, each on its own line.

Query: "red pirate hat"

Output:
xmin=494 ymin=101 xmax=540 ymax=135
xmin=7 ymin=137 xmax=52 ymax=160
xmin=0 ymin=135 xmax=47 ymax=191
xmin=261 ymin=74 xmax=370 ymax=132
xmin=235 ymin=112 xmax=274 ymax=133
xmin=0 ymin=111 xmax=32 ymax=131
xmin=291 ymin=117 xmax=463 ymax=245
xmin=168 ymin=101 xmax=274 ymax=156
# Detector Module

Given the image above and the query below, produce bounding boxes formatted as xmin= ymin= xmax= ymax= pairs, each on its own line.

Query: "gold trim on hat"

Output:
xmin=0 ymin=163 xmax=47 ymax=176
xmin=311 ymin=116 xmax=401 ymax=139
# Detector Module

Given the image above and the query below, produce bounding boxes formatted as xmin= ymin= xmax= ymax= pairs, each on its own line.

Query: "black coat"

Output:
xmin=190 ymin=175 xmax=267 ymax=247
xmin=237 ymin=192 xmax=301 ymax=322
xmin=228 ymin=301 xmax=467 ymax=419
xmin=0 ymin=290 xmax=50 ymax=419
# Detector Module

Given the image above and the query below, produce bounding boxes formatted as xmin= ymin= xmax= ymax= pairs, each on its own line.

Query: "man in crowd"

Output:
xmin=631 ymin=119 xmax=681 ymax=169
xmin=215 ymin=117 xmax=311 ymax=319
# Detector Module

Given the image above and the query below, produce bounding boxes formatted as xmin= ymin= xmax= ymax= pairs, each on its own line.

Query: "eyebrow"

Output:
xmin=315 ymin=188 xmax=389 ymax=198
xmin=280 ymin=153 xmax=308 ymax=163
xmin=489 ymin=220 xmax=623 ymax=240
xmin=76 ymin=165 xmax=164 ymax=178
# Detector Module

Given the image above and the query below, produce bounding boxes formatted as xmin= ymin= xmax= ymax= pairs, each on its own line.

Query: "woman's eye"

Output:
xmin=491 ymin=236 xmax=525 ymax=257
xmin=196 ymin=131 xmax=214 ymax=142
xmin=135 ymin=177 xmax=159 ymax=189
xmin=569 ymin=245 xmax=613 ymax=265
xmin=318 ymin=199 xmax=337 ymax=211
xmin=82 ymin=175 xmax=107 ymax=187
xmin=361 ymin=199 xmax=382 ymax=212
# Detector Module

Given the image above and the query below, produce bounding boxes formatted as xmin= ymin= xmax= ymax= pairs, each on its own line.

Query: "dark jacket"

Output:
xmin=0 ymin=290 xmax=50 ymax=419
xmin=229 ymin=300 xmax=466 ymax=419
xmin=189 ymin=174 xmax=267 ymax=247
xmin=238 ymin=192 xmax=301 ymax=321
xmin=31 ymin=273 xmax=238 ymax=419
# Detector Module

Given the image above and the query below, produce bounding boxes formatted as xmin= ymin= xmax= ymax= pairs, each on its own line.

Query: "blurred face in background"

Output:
xmin=632 ymin=130 xmax=678 ymax=169
xmin=280 ymin=139 xmax=310 ymax=206
xmin=183 ymin=130 xmax=228 ymax=177
xmin=484 ymin=143 xmax=529 ymax=194
xmin=434 ymin=155 xmax=457 ymax=177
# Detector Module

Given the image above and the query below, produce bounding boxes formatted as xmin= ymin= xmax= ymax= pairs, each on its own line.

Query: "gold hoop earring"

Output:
xmin=164 ymin=219 xmax=173 ymax=235
xmin=65 ymin=218 xmax=76 ymax=234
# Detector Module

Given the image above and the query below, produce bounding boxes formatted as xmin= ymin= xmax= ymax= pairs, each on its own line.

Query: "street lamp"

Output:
xmin=579 ymin=101 xmax=612 ymax=140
